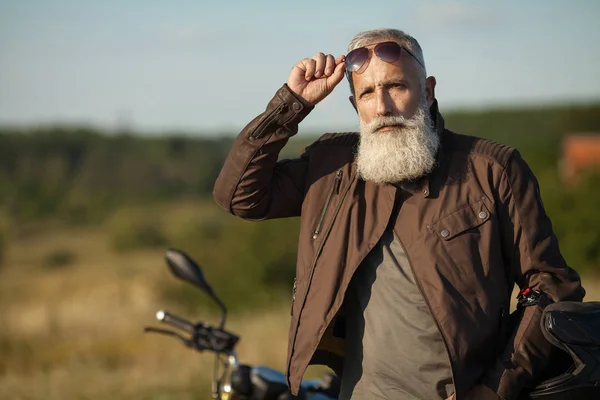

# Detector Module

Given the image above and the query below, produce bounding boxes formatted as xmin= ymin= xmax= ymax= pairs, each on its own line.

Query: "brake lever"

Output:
xmin=144 ymin=326 xmax=196 ymax=348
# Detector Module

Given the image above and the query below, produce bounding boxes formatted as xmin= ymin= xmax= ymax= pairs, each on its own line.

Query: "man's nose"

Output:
xmin=375 ymin=91 xmax=394 ymax=116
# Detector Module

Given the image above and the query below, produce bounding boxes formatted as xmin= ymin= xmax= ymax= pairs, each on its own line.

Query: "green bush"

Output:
xmin=543 ymin=172 xmax=600 ymax=273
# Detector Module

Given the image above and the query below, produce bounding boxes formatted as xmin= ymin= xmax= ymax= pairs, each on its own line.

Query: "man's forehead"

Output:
xmin=353 ymin=56 xmax=415 ymax=88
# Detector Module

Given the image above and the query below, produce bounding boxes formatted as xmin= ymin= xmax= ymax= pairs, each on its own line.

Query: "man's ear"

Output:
xmin=349 ymin=96 xmax=357 ymax=113
xmin=425 ymin=76 xmax=436 ymax=107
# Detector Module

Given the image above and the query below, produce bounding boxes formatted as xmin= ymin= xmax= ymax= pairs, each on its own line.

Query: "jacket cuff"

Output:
xmin=282 ymin=83 xmax=315 ymax=114
xmin=276 ymin=84 xmax=315 ymax=129
xmin=247 ymin=84 xmax=314 ymax=142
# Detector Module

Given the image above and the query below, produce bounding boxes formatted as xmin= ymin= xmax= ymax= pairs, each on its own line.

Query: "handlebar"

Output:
xmin=156 ymin=310 xmax=195 ymax=334
xmin=144 ymin=309 xmax=240 ymax=354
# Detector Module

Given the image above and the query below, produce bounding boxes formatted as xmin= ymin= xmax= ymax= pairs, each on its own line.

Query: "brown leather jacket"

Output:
xmin=213 ymin=84 xmax=585 ymax=400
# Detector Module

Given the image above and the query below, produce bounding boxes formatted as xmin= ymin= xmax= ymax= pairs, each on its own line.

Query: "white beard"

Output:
xmin=356 ymin=101 xmax=440 ymax=185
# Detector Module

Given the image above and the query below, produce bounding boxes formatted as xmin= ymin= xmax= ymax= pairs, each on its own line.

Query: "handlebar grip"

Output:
xmin=156 ymin=310 xmax=195 ymax=334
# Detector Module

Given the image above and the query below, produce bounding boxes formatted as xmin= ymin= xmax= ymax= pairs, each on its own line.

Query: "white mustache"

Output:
xmin=364 ymin=114 xmax=420 ymax=133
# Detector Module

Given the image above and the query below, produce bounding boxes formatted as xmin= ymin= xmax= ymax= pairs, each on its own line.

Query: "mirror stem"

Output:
xmin=216 ymin=299 xmax=227 ymax=329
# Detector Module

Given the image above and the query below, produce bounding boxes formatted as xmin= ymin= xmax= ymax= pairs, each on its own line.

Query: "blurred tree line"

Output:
xmin=0 ymin=127 xmax=232 ymax=223
xmin=0 ymin=103 xmax=599 ymax=308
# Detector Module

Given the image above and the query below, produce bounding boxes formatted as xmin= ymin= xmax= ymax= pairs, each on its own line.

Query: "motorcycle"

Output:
xmin=144 ymin=248 xmax=340 ymax=400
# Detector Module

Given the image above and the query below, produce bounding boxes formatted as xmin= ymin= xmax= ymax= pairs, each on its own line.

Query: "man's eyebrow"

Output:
xmin=357 ymin=84 xmax=374 ymax=97
xmin=357 ymin=78 xmax=409 ymax=96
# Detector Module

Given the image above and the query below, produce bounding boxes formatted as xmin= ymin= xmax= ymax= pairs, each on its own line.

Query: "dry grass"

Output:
xmin=0 ymin=220 xmax=598 ymax=399
xmin=0 ymin=219 xmax=325 ymax=400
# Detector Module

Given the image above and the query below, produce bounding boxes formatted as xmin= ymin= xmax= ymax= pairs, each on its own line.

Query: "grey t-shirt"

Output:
xmin=338 ymin=228 xmax=454 ymax=400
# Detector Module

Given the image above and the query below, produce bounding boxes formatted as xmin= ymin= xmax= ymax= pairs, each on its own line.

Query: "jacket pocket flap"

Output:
xmin=432 ymin=199 xmax=491 ymax=240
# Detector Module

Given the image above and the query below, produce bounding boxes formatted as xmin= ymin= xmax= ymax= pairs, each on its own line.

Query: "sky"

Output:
xmin=1 ymin=0 xmax=599 ymax=135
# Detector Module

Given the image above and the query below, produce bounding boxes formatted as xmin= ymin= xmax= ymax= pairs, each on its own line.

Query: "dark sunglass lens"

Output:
xmin=374 ymin=42 xmax=402 ymax=63
xmin=345 ymin=47 xmax=368 ymax=71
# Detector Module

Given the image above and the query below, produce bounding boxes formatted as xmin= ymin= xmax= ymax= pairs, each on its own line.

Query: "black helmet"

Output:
xmin=523 ymin=301 xmax=600 ymax=399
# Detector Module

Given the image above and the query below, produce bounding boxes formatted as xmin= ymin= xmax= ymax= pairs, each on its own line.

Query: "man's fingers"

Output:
xmin=326 ymin=60 xmax=346 ymax=88
xmin=333 ymin=60 xmax=346 ymax=80
xmin=324 ymin=54 xmax=336 ymax=76
xmin=299 ymin=53 xmax=344 ymax=81
xmin=303 ymin=58 xmax=316 ymax=81
xmin=313 ymin=52 xmax=326 ymax=78
xmin=289 ymin=53 xmax=346 ymax=104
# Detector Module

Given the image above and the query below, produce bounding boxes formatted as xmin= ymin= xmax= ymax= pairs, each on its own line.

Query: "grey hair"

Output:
xmin=346 ymin=28 xmax=427 ymax=95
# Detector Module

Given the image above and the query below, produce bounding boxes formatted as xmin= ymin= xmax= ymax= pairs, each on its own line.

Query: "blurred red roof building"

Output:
xmin=560 ymin=134 xmax=600 ymax=184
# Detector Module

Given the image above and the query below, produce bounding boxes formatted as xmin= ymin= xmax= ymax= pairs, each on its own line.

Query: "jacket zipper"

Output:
xmin=249 ymin=103 xmax=286 ymax=140
xmin=396 ymin=233 xmax=457 ymax=397
xmin=292 ymin=181 xmax=398 ymax=392
xmin=287 ymin=169 xmax=356 ymax=388
xmin=312 ymin=169 xmax=343 ymax=239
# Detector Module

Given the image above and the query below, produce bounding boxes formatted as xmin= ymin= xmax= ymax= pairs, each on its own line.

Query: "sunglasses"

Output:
xmin=344 ymin=41 xmax=424 ymax=76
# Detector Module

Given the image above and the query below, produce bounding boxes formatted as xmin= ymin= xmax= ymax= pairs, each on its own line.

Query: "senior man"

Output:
xmin=213 ymin=28 xmax=585 ymax=400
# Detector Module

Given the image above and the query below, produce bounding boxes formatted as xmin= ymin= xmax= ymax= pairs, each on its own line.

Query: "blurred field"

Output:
xmin=0 ymin=201 xmax=329 ymax=400
xmin=0 ymin=246 xmax=276 ymax=399
xmin=1 ymin=202 xmax=599 ymax=400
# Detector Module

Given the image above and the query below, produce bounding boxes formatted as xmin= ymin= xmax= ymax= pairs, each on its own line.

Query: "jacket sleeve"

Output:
xmin=213 ymin=84 xmax=315 ymax=220
xmin=481 ymin=150 xmax=586 ymax=400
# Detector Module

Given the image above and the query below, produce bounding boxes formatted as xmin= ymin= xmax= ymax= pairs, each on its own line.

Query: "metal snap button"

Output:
xmin=441 ymin=229 xmax=450 ymax=238
xmin=291 ymin=102 xmax=302 ymax=112
xmin=478 ymin=211 xmax=488 ymax=219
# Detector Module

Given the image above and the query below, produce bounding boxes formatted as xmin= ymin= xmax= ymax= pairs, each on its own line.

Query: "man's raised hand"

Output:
xmin=287 ymin=53 xmax=346 ymax=105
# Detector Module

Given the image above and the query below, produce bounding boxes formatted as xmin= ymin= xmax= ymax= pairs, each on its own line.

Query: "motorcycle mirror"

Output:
xmin=164 ymin=249 xmax=228 ymax=328
xmin=165 ymin=249 xmax=212 ymax=293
